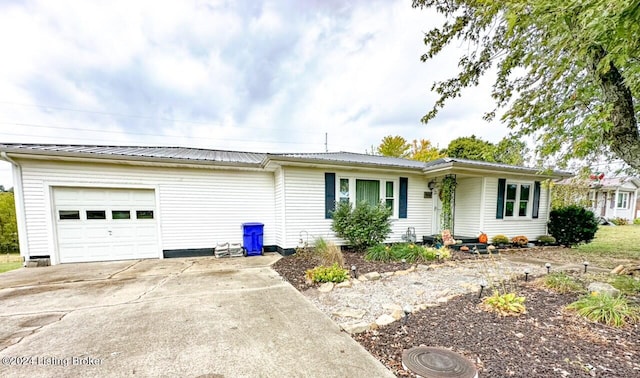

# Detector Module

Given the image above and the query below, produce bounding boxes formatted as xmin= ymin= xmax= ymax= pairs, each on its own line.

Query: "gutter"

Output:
xmin=0 ymin=152 xmax=29 ymax=263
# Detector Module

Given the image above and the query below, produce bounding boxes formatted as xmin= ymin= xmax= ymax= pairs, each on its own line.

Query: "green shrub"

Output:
xmin=421 ymin=246 xmax=451 ymax=261
xmin=390 ymin=243 xmax=424 ymax=263
xmin=634 ymin=218 xmax=640 ymax=225
xmin=314 ymin=237 xmax=344 ymax=267
xmin=566 ymin=294 xmax=640 ymax=328
xmin=542 ymin=272 xmax=583 ymax=293
xmin=365 ymin=244 xmax=393 ymax=262
xmin=305 ymin=263 xmax=349 ymax=283
xmin=610 ymin=217 xmax=629 ymax=226
xmin=482 ymin=292 xmax=527 ymax=316
xmin=537 ymin=235 xmax=556 ymax=245
xmin=492 ymin=234 xmax=510 ymax=245
xmin=331 ymin=201 xmax=392 ymax=251
xmin=547 ymin=205 xmax=599 ymax=247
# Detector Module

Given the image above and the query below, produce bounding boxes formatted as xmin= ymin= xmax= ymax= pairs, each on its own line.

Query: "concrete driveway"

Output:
xmin=0 ymin=255 xmax=394 ymax=378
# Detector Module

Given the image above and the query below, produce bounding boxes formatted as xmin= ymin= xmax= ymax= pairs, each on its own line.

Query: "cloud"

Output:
xmin=0 ymin=0 xmax=507 ymax=187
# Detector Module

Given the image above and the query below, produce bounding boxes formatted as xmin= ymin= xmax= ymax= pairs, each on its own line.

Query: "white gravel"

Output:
xmin=303 ymin=258 xmax=549 ymax=328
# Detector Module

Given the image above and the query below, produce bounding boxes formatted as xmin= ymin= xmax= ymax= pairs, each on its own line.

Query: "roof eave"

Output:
xmin=424 ymin=161 xmax=572 ymax=179
xmin=265 ymin=155 xmax=425 ymax=172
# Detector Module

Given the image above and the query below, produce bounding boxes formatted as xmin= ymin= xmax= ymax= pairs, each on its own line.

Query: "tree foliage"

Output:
xmin=445 ymin=135 xmax=527 ymax=165
xmin=549 ymin=179 xmax=592 ymax=210
xmin=413 ymin=0 xmax=640 ymax=170
xmin=410 ymin=138 xmax=444 ymax=162
xmin=0 ymin=192 xmax=18 ymax=252
xmin=377 ymin=135 xmax=411 ymax=158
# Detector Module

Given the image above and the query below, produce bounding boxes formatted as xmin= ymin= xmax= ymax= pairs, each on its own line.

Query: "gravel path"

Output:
xmin=303 ymin=258 xmax=547 ymax=328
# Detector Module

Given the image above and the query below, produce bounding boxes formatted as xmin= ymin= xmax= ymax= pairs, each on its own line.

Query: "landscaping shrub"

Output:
xmin=542 ymin=272 xmax=583 ymax=294
xmin=492 ymin=234 xmax=510 ymax=245
xmin=634 ymin=218 xmax=640 ymax=225
xmin=305 ymin=263 xmax=349 ymax=283
xmin=610 ymin=217 xmax=629 ymax=226
xmin=365 ymin=243 xmax=451 ymax=263
xmin=390 ymin=243 xmax=423 ymax=263
xmin=331 ymin=201 xmax=392 ymax=251
xmin=566 ymin=294 xmax=640 ymax=328
xmin=365 ymin=244 xmax=393 ymax=262
xmin=482 ymin=292 xmax=527 ymax=316
xmin=536 ymin=235 xmax=556 ymax=245
xmin=422 ymin=246 xmax=451 ymax=261
xmin=314 ymin=237 xmax=344 ymax=267
xmin=547 ymin=205 xmax=598 ymax=247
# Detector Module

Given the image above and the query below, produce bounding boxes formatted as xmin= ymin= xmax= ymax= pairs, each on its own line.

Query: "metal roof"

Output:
xmin=423 ymin=157 xmax=572 ymax=177
xmin=270 ymin=152 xmax=426 ymax=169
xmin=0 ymin=143 xmax=266 ymax=165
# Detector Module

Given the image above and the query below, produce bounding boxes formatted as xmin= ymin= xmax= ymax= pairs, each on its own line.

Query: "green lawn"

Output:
xmin=0 ymin=253 xmax=22 ymax=274
xmin=576 ymin=224 xmax=640 ymax=260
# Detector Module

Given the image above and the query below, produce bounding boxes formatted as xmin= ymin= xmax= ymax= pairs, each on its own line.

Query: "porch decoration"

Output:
xmin=440 ymin=175 xmax=457 ymax=231
xmin=478 ymin=232 xmax=488 ymax=244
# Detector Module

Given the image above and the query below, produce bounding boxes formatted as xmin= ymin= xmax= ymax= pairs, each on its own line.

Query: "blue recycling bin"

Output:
xmin=242 ymin=222 xmax=264 ymax=256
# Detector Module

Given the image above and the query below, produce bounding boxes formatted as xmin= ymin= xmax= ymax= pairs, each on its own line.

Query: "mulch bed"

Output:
xmin=272 ymin=251 xmax=640 ymax=377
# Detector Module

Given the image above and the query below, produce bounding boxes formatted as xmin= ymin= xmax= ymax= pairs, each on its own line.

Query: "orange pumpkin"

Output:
xmin=478 ymin=233 xmax=488 ymax=244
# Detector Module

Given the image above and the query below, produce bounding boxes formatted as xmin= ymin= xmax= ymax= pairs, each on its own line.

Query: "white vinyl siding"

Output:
xmin=452 ymin=177 xmax=482 ymax=237
xmin=481 ymin=177 xmax=550 ymax=240
xmin=282 ymin=167 xmax=431 ymax=248
xmin=274 ymin=167 xmax=285 ymax=247
xmin=18 ymin=159 xmax=275 ymax=263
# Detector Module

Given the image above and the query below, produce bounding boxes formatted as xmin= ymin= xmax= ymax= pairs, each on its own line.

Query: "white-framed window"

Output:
xmin=505 ymin=181 xmax=532 ymax=218
xmin=338 ymin=177 xmax=398 ymax=216
xmin=617 ymin=192 xmax=629 ymax=209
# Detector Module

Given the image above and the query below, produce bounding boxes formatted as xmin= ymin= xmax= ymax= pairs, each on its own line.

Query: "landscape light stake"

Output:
xmin=403 ymin=304 xmax=413 ymax=325
xmin=545 ymin=263 xmax=551 ymax=274
xmin=436 ymin=252 xmax=441 ymax=263
xmin=351 ymin=265 xmax=357 ymax=279
xmin=524 ymin=268 xmax=530 ymax=282
xmin=478 ymin=280 xmax=487 ymax=298
xmin=583 ymin=261 xmax=589 ymax=273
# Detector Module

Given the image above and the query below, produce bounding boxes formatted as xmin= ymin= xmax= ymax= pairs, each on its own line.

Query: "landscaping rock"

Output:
xmin=335 ymin=280 xmax=352 ymax=289
xmin=587 ymin=282 xmax=620 ymax=297
xmin=611 ymin=265 xmax=625 ymax=274
xmin=375 ymin=314 xmax=396 ymax=327
xmin=318 ymin=282 xmax=335 ymax=293
xmin=382 ymin=303 xmax=402 ymax=311
xmin=391 ymin=309 xmax=404 ymax=320
xmin=333 ymin=309 xmax=366 ymax=319
xmin=382 ymin=272 xmax=394 ymax=278
xmin=340 ymin=321 xmax=370 ymax=334
xmin=363 ymin=272 xmax=381 ymax=281
xmin=394 ymin=269 xmax=411 ymax=276
xmin=487 ymin=245 xmax=496 ymax=252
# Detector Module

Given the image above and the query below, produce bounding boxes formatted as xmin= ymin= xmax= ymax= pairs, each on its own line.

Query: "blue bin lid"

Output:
xmin=242 ymin=222 xmax=264 ymax=227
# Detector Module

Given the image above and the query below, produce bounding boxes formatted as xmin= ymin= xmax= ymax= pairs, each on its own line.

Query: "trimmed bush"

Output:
xmin=634 ymin=218 xmax=640 ymax=225
xmin=331 ymin=201 xmax=392 ymax=251
xmin=537 ymin=235 xmax=556 ymax=245
xmin=492 ymin=234 xmax=510 ymax=245
xmin=305 ymin=263 xmax=349 ymax=283
xmin=547 ymin=205 xmax=598 ymax=247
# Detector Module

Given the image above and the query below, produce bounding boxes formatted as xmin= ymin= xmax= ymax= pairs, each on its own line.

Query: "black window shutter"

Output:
xmin=496 ymin=178 xmax=506 ymax=219
xmin=532 ymin=181 xmax=541 ymax=219
xmin=325 ymin=173 xmax=336 ymax=219
xmin=399 ymin=177 xmax=408 ymax=219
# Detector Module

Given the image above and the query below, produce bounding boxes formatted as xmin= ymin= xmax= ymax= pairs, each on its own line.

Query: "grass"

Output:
xmin=0 ymin=252 xmax=22 ymax=274
xmin=576 ymin=224 xmax=640 ymax=259
xmin=566 ymin=294 xmax=640 ymax=328
xmin=542 ymin=272 xmax=584 ymax=293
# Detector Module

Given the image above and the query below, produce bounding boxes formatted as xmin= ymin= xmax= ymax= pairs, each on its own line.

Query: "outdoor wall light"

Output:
xmin=524 ymin=268 xmax=530 ymax=282
xmin=583 ymin=261 xmax=589 ymax=273
xmin=545 ymin=263 xmax=551 ymax=274
xmin=351 ymin=265 xmax=357 ymax=279
xmin=478 ymin=279 xmax=487 ymax=298
xmin=403 ymin=304 xmax=413 ymax=324
xmin=427 ymin=180 xmax=437 ymax=191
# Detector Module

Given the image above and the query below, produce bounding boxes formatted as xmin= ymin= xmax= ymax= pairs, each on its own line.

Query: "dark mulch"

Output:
xmin=354 ymin=285 xmax=640 ymax=377
xmin=272 ymin=249 xmax=478 ymax=291
xmin=272 ymin=250 xmax=640 ymax=377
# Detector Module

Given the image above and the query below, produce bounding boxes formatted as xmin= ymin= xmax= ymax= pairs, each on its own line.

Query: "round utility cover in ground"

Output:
xmin=402 ymin=346 xmax=477 ymax=378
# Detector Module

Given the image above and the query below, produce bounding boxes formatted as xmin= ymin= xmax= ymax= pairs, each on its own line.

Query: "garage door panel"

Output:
xmin=54 ymin=187 xmax=159 ymax=263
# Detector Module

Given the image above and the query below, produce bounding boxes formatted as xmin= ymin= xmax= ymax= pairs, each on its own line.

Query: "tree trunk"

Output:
xmin=589 ymin=46 xmax=640 ymax=170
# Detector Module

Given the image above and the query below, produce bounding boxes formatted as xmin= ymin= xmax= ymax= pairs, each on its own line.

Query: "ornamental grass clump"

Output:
xmin=542 ymin=272 xmax=584 ymax=294
xmin=566 ymin=294 xmax=640 ymax=328
xmin=314 ymin=237 xmax=344 ymax=267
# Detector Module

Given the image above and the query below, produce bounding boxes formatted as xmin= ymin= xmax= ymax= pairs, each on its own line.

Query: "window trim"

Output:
xmin=503 ymin=180 xmax=534 ymax=219
xmin=617 ymin=192 xmax=629 ymax=209
xmin=336 ymin=177 xmax=399 ymax=217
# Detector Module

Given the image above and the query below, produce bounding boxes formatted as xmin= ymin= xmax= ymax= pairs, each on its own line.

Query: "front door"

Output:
xmin=432 ymin=189 xmax=442 ymax=235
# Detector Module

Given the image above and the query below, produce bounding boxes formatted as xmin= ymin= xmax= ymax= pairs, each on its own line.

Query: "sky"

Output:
xmin=0 ymin=0 xmax=509 ymax=189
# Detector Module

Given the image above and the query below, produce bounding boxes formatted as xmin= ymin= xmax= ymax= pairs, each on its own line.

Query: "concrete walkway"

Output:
xmin=0 ymin=255 xmax=394 ymax=378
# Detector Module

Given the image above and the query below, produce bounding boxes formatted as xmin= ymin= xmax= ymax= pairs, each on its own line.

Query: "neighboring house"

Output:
xmin=0 ymin=144 xmax=571 ymax=265
xmin=588 ymin=177 xmax=640 ymax=221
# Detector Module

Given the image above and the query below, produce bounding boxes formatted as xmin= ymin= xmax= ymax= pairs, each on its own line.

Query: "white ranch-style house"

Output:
xmin=0 ymin=144 xmax=572 ymax=265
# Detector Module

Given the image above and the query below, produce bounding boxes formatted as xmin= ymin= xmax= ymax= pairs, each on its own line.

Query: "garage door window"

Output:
xmin=136 ymin=210 xmax=154 ymax=219
xmin=59 ymin=210 xmax=80 ymax=220
xmin=112 ymin=210 xmax=131 ymax=220
xmin=86 ymin=210 xmax=106 ymax=220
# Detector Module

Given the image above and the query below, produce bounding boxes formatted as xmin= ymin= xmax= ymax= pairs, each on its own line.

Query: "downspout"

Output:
xmin=0 ymin=152 xmax=29 ymax=263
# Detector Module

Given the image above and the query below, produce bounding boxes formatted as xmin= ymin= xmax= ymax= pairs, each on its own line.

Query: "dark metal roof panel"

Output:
xmin=271 ymin=152 xmax=426 ymax=169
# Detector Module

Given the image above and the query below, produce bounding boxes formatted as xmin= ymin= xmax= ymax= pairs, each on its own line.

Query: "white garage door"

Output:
xmin=53 ymin=187 xmax=159 ymax=263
